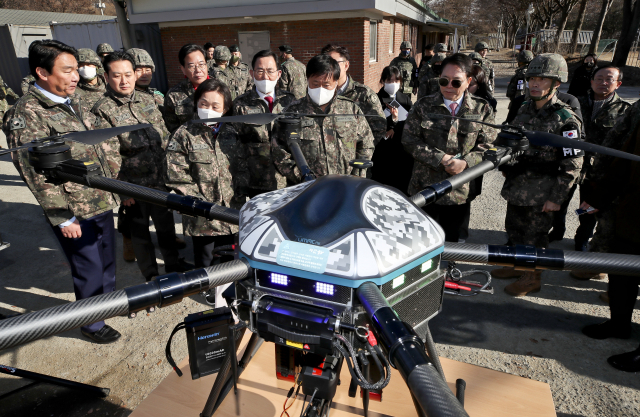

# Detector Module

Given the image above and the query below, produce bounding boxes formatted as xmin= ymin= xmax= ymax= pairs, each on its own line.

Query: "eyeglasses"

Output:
xmin=438 ymin=78 xmax=464 ymax=88
xmin=254 ymin=69 xmax=279 ymax=76
xmin=186 ymin=63 xmax=207 ymax=72
xmin=593 ymin=77 xmax=619 ymax=84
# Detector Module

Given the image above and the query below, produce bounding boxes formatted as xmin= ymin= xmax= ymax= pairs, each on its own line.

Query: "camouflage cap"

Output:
xmin=468 ymin=52 xmax=483 ymax=62
xmin=77 ymin=48 xmax=104 ymax=75
xmin=126 ymin=48 xmax=155 ymax=72
xmin=214 ymin=45 xmax=231 ymax=61
xmin=400 ymin=41 xmax=412 ymax=49
xmin=517 ymin=50 xmax=535 ymax=64
xmin=96 ymin=43 xmax=114 ymax=54
xmin=475 ymin=42 xmax=489 ymax=52
xmin=526 ymin=53 xmax=568 ymax=83
xmin=432 ymin=53 xmax=447 ymax=63
xmin=433 ymin=43 xmax=448 ymax=53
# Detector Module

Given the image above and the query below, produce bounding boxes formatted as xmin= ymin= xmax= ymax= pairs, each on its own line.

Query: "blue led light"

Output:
xmin=271 ymin=273 xmax=288 ymax=286
xmin=316 ymin=282 xmax=334 ymax=295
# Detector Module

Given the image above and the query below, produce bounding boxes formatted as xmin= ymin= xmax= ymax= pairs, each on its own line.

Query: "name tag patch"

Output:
xmin=462 ymin=114 xmax=481 ymax=120
xmin=115 ymin=113 xmax=131 ymax=123
xmin=142 ymin=104 xmax=155 ymax=114
xmin=245 ymin=106 xmax=263 ymax=115
xmin=334 ymin=116 xmax=355 ymax=123
xmin=191 ymin=143 xmax=209 ymax=150
xmin=50 ymin=112 xmax=67 ymax=122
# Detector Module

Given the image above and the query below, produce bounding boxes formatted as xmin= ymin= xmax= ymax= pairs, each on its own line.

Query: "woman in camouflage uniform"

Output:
xmin=164 ymin=79 xmax=242 ymax=268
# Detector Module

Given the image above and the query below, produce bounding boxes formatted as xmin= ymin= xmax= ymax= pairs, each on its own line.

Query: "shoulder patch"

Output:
xmin=142 ymin=104 xmax=156 ymax=114
xmin=555 ymin=108 xmax=572 ymax=122
xmin=9 ymin=116 xmax=25 ymax=130
xmin=167 ymin=140 xmax=179 ymax=151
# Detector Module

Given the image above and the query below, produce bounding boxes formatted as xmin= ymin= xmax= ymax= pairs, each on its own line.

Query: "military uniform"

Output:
xmin=390 ymin=43 xmax=418 ymax=95
xmin=230 ymin=61 xmax=253 ymax=96
xmin=163 ymin=78 xmax=196 ymax=134
xmin=474 ymin=42 xmax=494 ymax=92
xmin=21 ymin=74 xmax=36 ymax=95
xmin=278 ymin=57 xmax=307 ymax=99
xmin=127 ymin=48 xmax=166 ymax=114
xmin=4 ymin=85 xmax=118 ymax=334
xmin=501 ymin=94 xmax=583 ymax=248
xmin=272 ymin=95 xmax=375 ymax=183
xmin=0 ymin=75 xmax=20 ymax=121
xmin=211 ymin=66 xmax=240 ymax=100
xmin=339 ymin=76 xmax=386 ymax=145
xmin=92 ymin=86 xmax=180 ymax=279
xmin=417 ymin=53 xmax=446 ymax=100
xmin=506 ymin=66 xmax=528 ymax=101
xmin=76 ymin=76 xmax=107 ymax=108
xmin=233 ymin=87 xmax=296 ymax=194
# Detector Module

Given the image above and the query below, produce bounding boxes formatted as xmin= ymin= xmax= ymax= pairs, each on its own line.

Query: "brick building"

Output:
xmin=127 ymin=0 xmax=465 ymax=91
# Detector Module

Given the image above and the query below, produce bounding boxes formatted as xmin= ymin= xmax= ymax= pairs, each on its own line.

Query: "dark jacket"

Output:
xmin=568 ymin=64 xmax=597 ymax=98
xmin=371 ymin=88 xmax=413 ymax=194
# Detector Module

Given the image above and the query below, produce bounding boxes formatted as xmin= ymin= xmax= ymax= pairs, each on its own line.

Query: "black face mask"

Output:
xmin=432 ymin=64 xmax=442 ymax=75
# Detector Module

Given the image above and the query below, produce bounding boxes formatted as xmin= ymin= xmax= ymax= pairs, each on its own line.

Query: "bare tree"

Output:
xmin=588 ymin=0 xmax=617 ymax=53
xmin=612 ymin=0 xmax=640 ymax=66
xmin=0 ymin=0 xmax=96 ymax=14
xmin=569 ymin=0 xmax=589 ymax=54
xmin=552 ymin=0 xmax=581 ymax=52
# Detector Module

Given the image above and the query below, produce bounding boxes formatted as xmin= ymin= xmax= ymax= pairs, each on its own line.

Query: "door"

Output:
xmin=238 ymin=31 xmax=270 ymax=68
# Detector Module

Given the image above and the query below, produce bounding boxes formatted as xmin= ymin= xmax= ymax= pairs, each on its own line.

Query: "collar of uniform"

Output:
xmin=255 ymin=86 xmax=276 ymax=102
xmin=78 ymin=75 xmax=105 ymax=92
xmin=34 ymin=82 xmax=71 ymax=106
xmin=106 ymin=84 xmax=139 ymax=104
xmin=337 ymin=76 xmax=350 ymax=96
xmin=181 ymin=78 xmax=196 ymax=93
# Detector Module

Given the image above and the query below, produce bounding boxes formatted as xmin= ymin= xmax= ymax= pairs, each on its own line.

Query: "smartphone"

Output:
xmin=575 ymin=207 xmax=595 ymax=215
xmin=387 ymin=100 xmax=400 ymax=109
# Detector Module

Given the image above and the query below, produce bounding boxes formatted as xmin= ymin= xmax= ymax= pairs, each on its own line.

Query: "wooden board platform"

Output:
xmin=131 ymin=336 xmax=556 ymax=417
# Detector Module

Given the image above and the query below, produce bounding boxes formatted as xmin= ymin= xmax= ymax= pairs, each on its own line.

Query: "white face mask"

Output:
xmin=78 ymin=66 xmax=97 ymax=80
xmin=254 ymin=78 xmax=278 ymax=95
xmin=384 ymin=82 xmax=400 ymax=96
xmin=308 ymin=86 xmax=335 ymax=106
xmin=197 ymin=107 xmax=223 ymax=125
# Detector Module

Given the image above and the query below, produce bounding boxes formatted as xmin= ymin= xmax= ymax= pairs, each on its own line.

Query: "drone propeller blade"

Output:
xmin=63 ymin=124 xmax=153 ymax=146
xmin=425 ymin=113 xmax=505 ymax=130
xmin=193 ymin=113 xmax=282 ymax=125
xmin=523 ymin=131 xmax=640 ymax=162
xmin=0 ymin=143 xmax=32 ymax=156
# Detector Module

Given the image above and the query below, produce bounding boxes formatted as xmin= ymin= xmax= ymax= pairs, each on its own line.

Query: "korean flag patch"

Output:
xmin=562 ymin=130 xmax=578 ymax=138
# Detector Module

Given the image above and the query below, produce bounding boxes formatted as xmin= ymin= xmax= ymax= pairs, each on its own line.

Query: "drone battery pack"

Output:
xmin=185 ymin=307 xmax=233 ymax=380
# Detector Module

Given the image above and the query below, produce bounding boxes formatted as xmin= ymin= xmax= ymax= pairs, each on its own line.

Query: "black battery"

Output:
xmin=185 ymin=307 xmax=233 ymax=379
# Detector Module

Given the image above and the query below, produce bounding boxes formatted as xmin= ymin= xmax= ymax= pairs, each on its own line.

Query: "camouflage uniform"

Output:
xmin=417 ymin=53 xmax=446 ymax=101
xmin=209 ymin=46 xmax=240 ymax=99
xmin=91 ymin=86 xmax=170 ymax=193
xmin=474 ymin=42 xmax=494 ymax=92
xmin=401 ymin=91 xmax=497 ymax=204
xmin=501 ymin=93 xmax=583 ymax=247
xmin=390 ymin=42 xmax=418 ymax=95
xmin=76 ymin=76 xmax=107 ymax=109
xmin=3 ymin=85 xmax=117 ymax=226
xmin=127 ymin=48 xmax=166 ymax=113
xmin=21 ymin=74 xmax=36 ymax=95
xmin=339 ymin=76 xmax=386 ymax=145
xmin=233 ymin=87 xmax=296 ymax=194
xmin=0 ymin=75 xmax=20 ymax=121
xmin=581 ymin=93 xmax=634 ymax=252
xmin=507 ymin=51 xmax=534 ymax=102
xmin=278 ymin=57 xmax=307 ymax=99
xmin=163 ymin=78 xmax=196 ymax=134
xmin=230 ymin=61 xmax=254 ymax=96
xmin=165 ymin=121 xmax=240 ymax=237
xmin=272 ymin=95 xmax=375 ymax=183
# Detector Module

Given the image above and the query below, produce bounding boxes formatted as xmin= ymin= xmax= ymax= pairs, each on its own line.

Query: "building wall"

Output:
xmin=160 ymin=16 xmax=428 ymax=91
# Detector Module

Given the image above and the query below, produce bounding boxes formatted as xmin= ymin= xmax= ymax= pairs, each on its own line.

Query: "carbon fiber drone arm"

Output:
xmin=409 ymin=152 xmax=513 ymax=208
xmin=0 ymin=260 xmax=251 ymax=351
xmin=356 ymin=282 xmax=468 ymax=417
xmin=443 ymin=243 xmax=640 ymax=276
xmin=53 ymin=170 xmax=240 ymax=225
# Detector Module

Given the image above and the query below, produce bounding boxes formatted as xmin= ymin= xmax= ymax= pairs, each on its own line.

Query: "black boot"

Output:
xmin=548 ymin=229 xmax=564 ymax=243
xmin=582 ymin=320 xmax=631 ymax=340
xmin=607 ymin=346 xmax=640 ymax=372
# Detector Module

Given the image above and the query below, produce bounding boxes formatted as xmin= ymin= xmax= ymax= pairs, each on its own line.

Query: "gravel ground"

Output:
xmin=0 ymin=68 xmax=639 ymax=416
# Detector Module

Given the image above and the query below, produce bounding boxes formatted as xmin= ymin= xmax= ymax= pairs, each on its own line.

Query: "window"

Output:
xmin=389 ymin=20 xmax=394 ymax=53
xmin=369 ymin=20 xmax=378 ymax=62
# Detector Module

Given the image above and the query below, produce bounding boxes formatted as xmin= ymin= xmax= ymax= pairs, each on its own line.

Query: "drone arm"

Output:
xmin=356 ymin=282 xmax=468 ymax=417
xmin=442 ymin=242 xmax=640 ymax=276
xmin=53 ymin=170 xmax=240 ymax=225
xmin=0 ymin=260 xmax=251 ymax=351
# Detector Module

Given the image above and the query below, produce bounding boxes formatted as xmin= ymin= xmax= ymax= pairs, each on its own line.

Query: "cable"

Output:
xmin=280 ymin=373 xmax=301 ymax=417
xmin=165 ymin=322 xmax=186 ymax=377
xmin=332 ymin=334 xmax=390 ymax=391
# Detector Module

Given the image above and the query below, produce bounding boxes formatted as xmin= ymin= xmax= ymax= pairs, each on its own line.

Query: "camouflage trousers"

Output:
xmin=505 ymin=203 xmax=554 ymax=248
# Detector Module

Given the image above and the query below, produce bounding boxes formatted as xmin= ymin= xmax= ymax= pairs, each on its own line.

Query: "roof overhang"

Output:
xmin=423 ymin=20 xmax=468 ymax=35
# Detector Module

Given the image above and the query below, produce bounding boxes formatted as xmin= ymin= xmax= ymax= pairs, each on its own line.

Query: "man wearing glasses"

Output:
xmin=402 ymin=53 xmax=496 ymax=245
xmin=162 ymin=44 xmax=209 ymax=133
xmin=570 ymin=66 xmax=630 ymax=278
xmin=321 ymin=44 xmax=386 ymax=145
xmin=233 ymin=49 xmax=296 ymax=198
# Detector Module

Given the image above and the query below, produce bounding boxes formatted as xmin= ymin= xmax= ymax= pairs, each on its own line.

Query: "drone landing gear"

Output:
xmin=0 ymin=364 xmax=109 ymax=400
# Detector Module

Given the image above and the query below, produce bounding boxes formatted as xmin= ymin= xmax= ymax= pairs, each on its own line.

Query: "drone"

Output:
xmin=0 ymin=115 xmax=639 ymax=417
